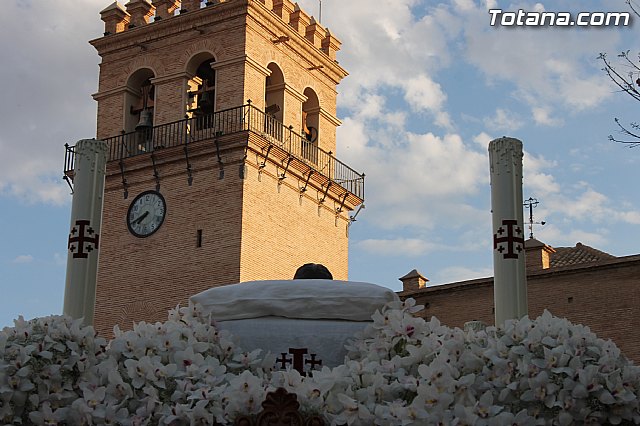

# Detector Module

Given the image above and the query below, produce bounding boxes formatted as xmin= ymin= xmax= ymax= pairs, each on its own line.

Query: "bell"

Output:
xmin=198 ymin=91 xmax=213 ymax=109
xmin=136 ymin=109 xmax=153 ymax=130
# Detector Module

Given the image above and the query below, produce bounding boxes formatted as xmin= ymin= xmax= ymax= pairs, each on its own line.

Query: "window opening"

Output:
xmin=264 ymin=64 xmax=285 ymax=143
xmin=126 ymin=73 xmax=155 ymax=154
xmin=187 ymin=60 xmax=216 ymax=129
xmin=301 ymin=88 xmax=320 ymax=163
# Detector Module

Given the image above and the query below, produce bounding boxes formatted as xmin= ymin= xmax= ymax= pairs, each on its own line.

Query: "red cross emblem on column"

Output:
xmin=68 ymin=220 xmax=100 ymax=259
xmin=276 ymin=348 xmax=322 ymax=376
xmin=493 ymin=219 xmax=524 ymax=259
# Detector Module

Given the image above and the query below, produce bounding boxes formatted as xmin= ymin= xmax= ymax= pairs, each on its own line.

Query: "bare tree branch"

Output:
xmin=599 ymin=52 xmax=640 ymax=103
xmin=609 ymin=118 xmax=640 ymax=147
xmin=599 ymin=1 xmax=640 ymax=147
xmin=627 ymin=0 xmax=640 ymax=19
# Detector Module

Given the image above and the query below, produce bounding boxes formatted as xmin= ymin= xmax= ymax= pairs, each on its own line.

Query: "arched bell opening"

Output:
xmin=125 ymin=68 xmax=156 ymax=133
xmin=186 ymin=53 xmax=216 ymax=129
xmin=302 ymin=87 xmax=320 ymax=163
xmin=264 ymin=63 xmax=285 ymax=141
xmin=124 ymin=68 xmax=156 ymax=154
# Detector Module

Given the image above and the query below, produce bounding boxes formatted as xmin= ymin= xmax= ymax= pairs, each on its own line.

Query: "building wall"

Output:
xmin=402 ymin=258 xmax=640 ymax=362
xmin=95 ymin=142 xmax=246 ymax=336
xmin=239 ymin=135 xmax=350 ymax=282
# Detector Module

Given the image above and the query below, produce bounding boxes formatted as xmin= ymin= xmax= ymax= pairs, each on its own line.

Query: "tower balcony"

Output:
xmin=64 ymin=103 xmax=364 ymax=207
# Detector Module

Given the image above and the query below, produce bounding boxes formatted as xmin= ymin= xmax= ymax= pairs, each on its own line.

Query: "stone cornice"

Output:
xmin=150 ymin=71 xmax=191 ymax=85
xmin=245 ymin=55 xmax=271 ymax=76
xmin=307 ymin=106 xmax=341 ymax=127
xmin=92 ymin=85 xmax=137 ymax=101
xmin=284 ymin=83 xmax=306 ymax=102
xmin=212 ymin=54 xmax=271 ymax=77
xmin=245 ymin=0 xmax=348 ymax=85
xmin=90 ymin=1 xmax=248 ymax=57
xmin=264 ymin=82 xmax=305 ymax=102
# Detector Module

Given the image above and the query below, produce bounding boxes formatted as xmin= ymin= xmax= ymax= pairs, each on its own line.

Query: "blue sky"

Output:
xmin=1 ymin=0 xmax=639 ymax=327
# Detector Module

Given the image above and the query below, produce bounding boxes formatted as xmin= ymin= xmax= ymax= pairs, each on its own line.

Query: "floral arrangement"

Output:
xmin=1 ymin=299 xmax=639 ymax=425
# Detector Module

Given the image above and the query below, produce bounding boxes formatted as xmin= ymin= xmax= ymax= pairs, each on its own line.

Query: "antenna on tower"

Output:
xmin=524 ymin=197 xmax=546 ymax=239
xmin=319 ymin=0 xmax=322 ymax=23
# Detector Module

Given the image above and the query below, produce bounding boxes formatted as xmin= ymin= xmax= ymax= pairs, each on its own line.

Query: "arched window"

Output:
xmin=265 ymin=63 xmax=285 ymax=141
xmin=124 ymin=68 xmax=155 ymax=154
xmin=186 ymin=54 xmax=216 ymax=129
xmin=302 ymin=88 xmax=320 ymax=162
xmin=125 ymin=68 xmax=155 ymax=133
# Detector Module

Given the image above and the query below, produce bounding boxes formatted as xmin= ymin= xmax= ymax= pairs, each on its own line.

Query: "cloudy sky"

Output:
xmin=1 ymin=0 xmax=639 ymax=327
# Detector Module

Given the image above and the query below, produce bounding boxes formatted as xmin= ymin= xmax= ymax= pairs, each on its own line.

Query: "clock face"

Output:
xmin=127 ymin=190 xmax=167 ymax=238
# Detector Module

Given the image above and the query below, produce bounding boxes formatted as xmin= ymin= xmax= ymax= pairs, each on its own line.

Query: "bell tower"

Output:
xmin=79 ymin=0 xmax=364 ymax=335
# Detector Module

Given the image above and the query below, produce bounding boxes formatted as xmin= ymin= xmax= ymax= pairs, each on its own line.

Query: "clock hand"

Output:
xmin=134 ymin=211 xmax=149 ymax=225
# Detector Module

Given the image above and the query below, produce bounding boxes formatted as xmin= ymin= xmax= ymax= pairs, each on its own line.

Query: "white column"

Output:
xmin=63 ymin=139 xmax=108 ymax=326
xmin=489 ymin=137 xmax=527 ymax=326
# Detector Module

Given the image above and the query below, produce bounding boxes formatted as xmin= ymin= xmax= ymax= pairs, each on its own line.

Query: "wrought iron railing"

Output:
xmin=63 ymin=143 xmax=76 ymax=192
xmin=64 ymin=104 xmax=364 ymax=200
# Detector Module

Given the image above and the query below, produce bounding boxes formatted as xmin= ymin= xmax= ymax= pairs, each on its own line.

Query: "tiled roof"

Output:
xmin=550 ymin=242 xmax=616 ymax=268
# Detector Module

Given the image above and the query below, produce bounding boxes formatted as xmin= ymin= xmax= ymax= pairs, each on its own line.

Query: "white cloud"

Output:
xmin=616 ymin=211 xmax=640 ymax=225
xmin=311 ymin=0 xmax=631 ymax=246
xmin=338 ymin=119 xmax=488 ymax=230
xmin=0 ymin=0 xmax=102 ymax=205
xmin=297 ymin=0 xmax=456 ymax=126
xmin=1 ymin=176 xmax=70 ymax=205
xmin=472 ymin=132 xmax=494 ymax=149
xmin=536 ymin=224 xmax=608 ymax=248
xmin=357 ymin=238 xmax=438 ymax=257
xmin=401 ymin=75 xmax=448 ymax=114
xmin=532 ymin=106 xmax=563 ymax=127
xmin=484 ymin=108 xmax=524 ymax=132
xmin=53 ymin=252 xmax=66 ymax=267
xmin=566 ymin=188 xmax=609 ymax=221
xmin=524 ymin=175 xmax=640 ymax=236
xmin=12 ymin=255 xmax=34 ymax=264
xmin=434 ymin=111 xmax=454 ymax=129
xmin=458 ymin=1 xmax=620 ymax=113
xmin=523 ymin=151 xmax=561 ymax=195
xmin=453 ymin=0 xmax=475 ymax=12
xmin=432 ymin=265 xmax=493 ymax=284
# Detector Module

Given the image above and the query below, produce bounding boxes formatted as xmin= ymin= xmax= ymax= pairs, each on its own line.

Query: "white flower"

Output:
xmin=331 ymin=393 xmax=373 ymax=425
xmin=28 ymin=401 xmax=68 ymax=425
xmin=487 ymin=408 xmax=536 ymax=426
xmin=225 ymin=370 xmax=267 ymax=416
xmin=228 ymin=349 xmax=264 ymax=370
xmin=2 ymin=300 xmax=640 ymax=425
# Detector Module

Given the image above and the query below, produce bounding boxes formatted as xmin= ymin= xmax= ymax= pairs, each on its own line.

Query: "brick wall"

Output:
xmin=401 ymin=258 xmax=640 ymax=363
xmin=95 ymin=141 xmax=246 ymax=336
xmin=239 ymin=135 xmax=350 ymax=282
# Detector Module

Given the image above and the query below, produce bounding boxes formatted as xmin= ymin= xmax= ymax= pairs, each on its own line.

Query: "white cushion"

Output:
xmin=190 ymin=279 xmax=398 ymax=321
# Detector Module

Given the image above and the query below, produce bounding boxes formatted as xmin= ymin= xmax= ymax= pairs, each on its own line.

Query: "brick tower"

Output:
xmin=78 ymin=0 xmax=364 ymax=335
